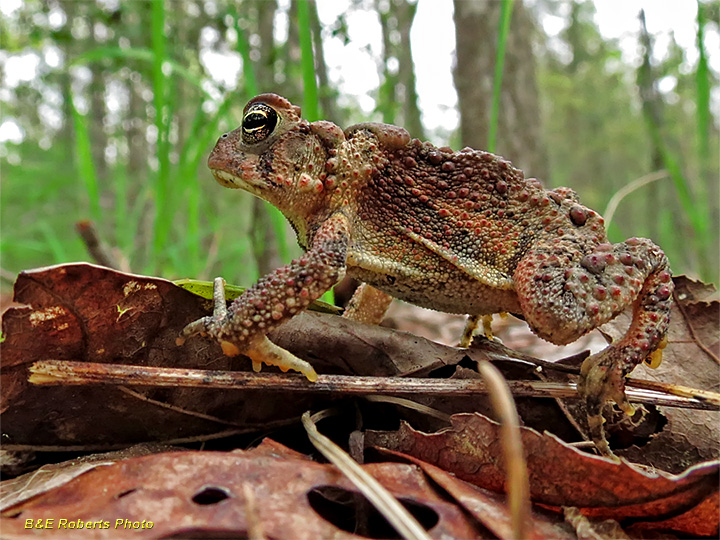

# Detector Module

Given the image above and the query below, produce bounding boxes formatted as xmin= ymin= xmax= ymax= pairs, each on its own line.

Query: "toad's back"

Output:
xmin=341 ymin=130 xmax=606 ymax=315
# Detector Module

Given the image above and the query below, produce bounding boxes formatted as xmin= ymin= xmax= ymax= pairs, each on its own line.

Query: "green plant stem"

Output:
xmin=70 ymin=94 xmax=101 ymax=222
xmin=694 ymin=0 xmax=711 ymax=277
xmin=233 ymin=13 xmax=258 ymax=97
xmin=150 ymin=0 xmax=170 ymax=268
xmin=487 ymin=0 xmax=514 ymax=153
xmin=297 ymin=0 xmax=319 ymax=121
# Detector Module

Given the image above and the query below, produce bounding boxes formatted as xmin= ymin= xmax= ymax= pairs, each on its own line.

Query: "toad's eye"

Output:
xmin=242 ymin=104 xmax=278 ymax=144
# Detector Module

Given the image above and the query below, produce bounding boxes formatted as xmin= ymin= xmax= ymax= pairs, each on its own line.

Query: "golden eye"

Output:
xmin=242 ymin=104 xmax=278 ymax=144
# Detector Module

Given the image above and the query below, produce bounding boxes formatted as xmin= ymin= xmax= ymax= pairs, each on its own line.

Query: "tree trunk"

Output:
xmin=453 ymin=0 xmax=547 ymax=179
xmin=255 ymin=0 xmax=277 ymax=92
xmin=376 ymin=0 xmax=398 ymax=124
xmin=637 ymin=9 xmax=664 ymax=243
xmin=309 ymin=0 xmax=340 ymax=124
xmin=396 ymin=0 xmax=424 ymax=140
xmin=375 ymin=0 xmax=424 ymax=138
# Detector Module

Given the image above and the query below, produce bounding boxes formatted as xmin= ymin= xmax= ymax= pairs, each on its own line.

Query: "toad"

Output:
xmin=180 ymin=94 xmax=673 ymax=455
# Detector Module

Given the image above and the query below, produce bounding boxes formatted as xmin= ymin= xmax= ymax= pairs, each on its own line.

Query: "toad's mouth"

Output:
xmin=210 ymin=168 xmax=266 ymax=199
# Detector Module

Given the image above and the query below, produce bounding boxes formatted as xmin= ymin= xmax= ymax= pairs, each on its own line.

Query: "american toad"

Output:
xmin=180 ymin=94 xmax=673 ymax=455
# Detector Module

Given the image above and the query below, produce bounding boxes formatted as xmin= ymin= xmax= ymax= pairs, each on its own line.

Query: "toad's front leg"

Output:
xmin=179 ymin=213 xmax=350 ymax=381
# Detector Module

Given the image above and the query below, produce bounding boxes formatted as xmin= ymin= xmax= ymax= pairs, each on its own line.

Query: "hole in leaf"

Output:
xmin=606 ymin=404 xmax=667 ymax=450
xmin=192 ymin=486 xmax=231 ymax=505
xmin=307 ymin=485 xmax=438 ymax=539
xmin=116 ymin=488 xmax=137 ymax=499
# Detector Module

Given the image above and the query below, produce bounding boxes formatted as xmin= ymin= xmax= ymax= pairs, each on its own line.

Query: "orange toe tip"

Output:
xmin=220 ymin=340 xmax=241 ymax=356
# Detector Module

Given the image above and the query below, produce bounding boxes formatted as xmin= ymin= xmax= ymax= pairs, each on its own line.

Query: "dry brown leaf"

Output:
xmin=367 ymin=412 xmax=719 ymax=537
xmin=389 ymin=453 xmax=577 ymax=539
xmin=0 ymin=442 xmax=480 ymax=539
xmin=0 ymin=444 xmax=177 ymax=511
xmin=0 ymin=264 xmax=466 ymax=448
xmin=1 ymin=263 xmax=276 ymax=448
xmin=1 ymin=263 xmax=576 ymax=451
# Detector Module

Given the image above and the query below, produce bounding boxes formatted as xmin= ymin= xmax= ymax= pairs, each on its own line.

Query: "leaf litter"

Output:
xmin=0 ymin=263 xmax=718 ymax=538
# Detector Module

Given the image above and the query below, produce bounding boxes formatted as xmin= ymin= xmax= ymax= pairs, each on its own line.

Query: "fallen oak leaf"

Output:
xmin=1 ymin=263 xmax=279 ymax=448
xmin=366 ymin=412 xmax=719 ymax=536
xmin=3 ymin=264 xmax=715 ymax=452
xmin=0 ymin=263 xmax=462 ymax=447
xmin=0 ymin=445 xmax=480 ymax=539
xmin=0 ymin=444 xmax=178 ymax=511
xmin=382 ymin=452 xmax=577 ymax=540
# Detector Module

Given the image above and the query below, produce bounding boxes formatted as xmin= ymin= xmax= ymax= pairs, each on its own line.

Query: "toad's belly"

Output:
xmin=345 ymin=250 xmax=522 ymax=316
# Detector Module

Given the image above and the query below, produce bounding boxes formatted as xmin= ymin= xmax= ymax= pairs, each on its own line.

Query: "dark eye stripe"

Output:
xmin=243 ymin=111 xmax=268 ymax=132
xmin=242 ymin=104 xmax=277 ymax=144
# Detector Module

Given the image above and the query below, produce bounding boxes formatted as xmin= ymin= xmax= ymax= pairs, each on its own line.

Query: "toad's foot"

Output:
xmin=177 ymin=277 xmax=318 ymax=382
xmin=459 ymin=314 xmax=506 ymax=347
xmin=578 ymin=350 xmax=635 ymax=458
xmin=178 ymin=214 xmax=350 ymax=383
xmin=244 ymin=336 xmax=318 ymax=382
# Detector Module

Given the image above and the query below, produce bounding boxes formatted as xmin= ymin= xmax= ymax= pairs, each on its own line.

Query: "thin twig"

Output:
xmin=672 ymin=289 xmax=719 ymax=365
xmin=1 ymin=428 xmax=256 ymax=453
xmin=363 ymin=396 xmax=451 ymax=422
xmin=75 ymin=220 xmax=120 ymax=269
xmin=477 ymin=360 xmax=531 ymax=540
xmin=117 ymin=386 xmax=247 ymax=427
xmin=27 ymin=360 xmax=720 ymax=411
xmin=302 ymin=411 xmax=432 ymax=540
xmin=627 ymin=378 xmax=720 ymax=404
xmin=603 ymin=170 xmax=669 ymax=227
xmin=242 ymin=483 xmax=267 ymax=540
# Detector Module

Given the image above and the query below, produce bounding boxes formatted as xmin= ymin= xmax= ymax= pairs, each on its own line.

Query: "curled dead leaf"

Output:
xmin=367 ymin=412 xmax=719 ymax=536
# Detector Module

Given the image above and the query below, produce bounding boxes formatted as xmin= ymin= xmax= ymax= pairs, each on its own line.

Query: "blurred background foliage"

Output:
xmin=1 ymin=0 xmax=718 ymax=297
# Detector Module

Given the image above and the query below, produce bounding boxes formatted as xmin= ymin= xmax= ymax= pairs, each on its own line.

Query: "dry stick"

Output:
xmin=117 ymin=386 xmax=248 ymax=428
xmin=75 ymin=220 xmax=119 ymax=269
xmin=302 ymin=411 xmax=432 ymax=540
xmin=477 ymin=360 xmax=531 ymax=540
xmin=672 ymin=289 xmax=720 ymax=365
xmin=27 ymin=360 xmax=720 ymax=410
xmin=242 ymin=483 xmax=267 ymax=540
xmin=2 ymin=429 xmax=258 ymax=453
xmin=363 ymin=396 xmax=452 ymax=422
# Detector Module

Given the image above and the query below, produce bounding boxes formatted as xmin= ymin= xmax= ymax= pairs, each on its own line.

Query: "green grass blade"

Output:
xmin=71 ymin=46 xmax=215 ymax=100
xmin=69 ymin=94 xmax=101 ymax=222
xmin=695 ymin=1 xmax=710 ymax=175
xmin=232 ymin=11 xmax=259 ymax=97
xmin=694 ymin=0 xmax=712 ymax=277
xmin=174 ymin=279 xmax=341 ymax=314
xmin=150 ymin=0 xmax=170 ymax=266
xmin=38 ymin=221 xmax=68 ymax=263
xmin=298 ymin=0 xmax=329 ymax=301
xmin=113 ymin=158 xmax=130 ymax=252
xmin=488 ymin=0 xmax=514 ymax=153
xmin=182 ymin=97 xmax=235 ymax=273
xmin=297 ymin=0 xmax=319 ymax=121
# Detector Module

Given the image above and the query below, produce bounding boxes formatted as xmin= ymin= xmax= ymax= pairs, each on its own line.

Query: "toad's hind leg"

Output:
xmin=514 ymin=237 xmax=672 ymax=455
